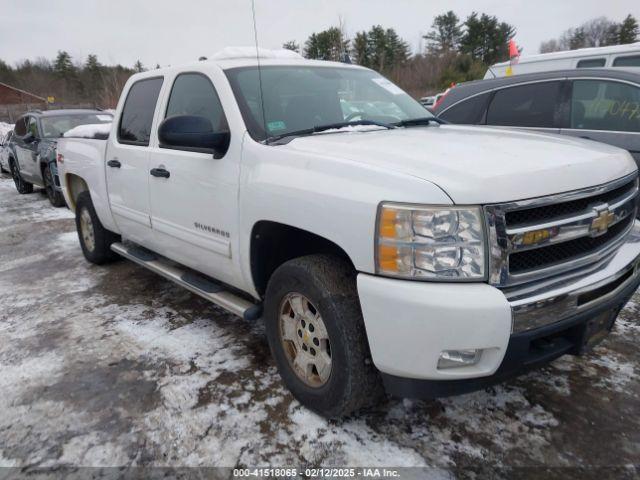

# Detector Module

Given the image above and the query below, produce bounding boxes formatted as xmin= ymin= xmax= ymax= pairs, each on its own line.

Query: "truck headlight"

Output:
xmin=376 ymin=203 xmax=486 ymax=280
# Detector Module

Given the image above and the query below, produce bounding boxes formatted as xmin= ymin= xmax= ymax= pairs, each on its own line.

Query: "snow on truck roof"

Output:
xmin=131 ymin=47 xmax=363 ymax=81
xmin=490 ymin=42 xmax=640 ymax=68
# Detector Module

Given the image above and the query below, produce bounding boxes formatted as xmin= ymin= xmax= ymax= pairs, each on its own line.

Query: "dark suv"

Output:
xmin=433 ymin=69 xmax=640 ymax=165
xmin=8 ymin=109 xmax=112 ymax=206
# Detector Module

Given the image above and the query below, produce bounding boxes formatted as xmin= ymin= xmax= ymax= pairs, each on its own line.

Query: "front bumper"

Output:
xmin=357 ymin=221 xmax=640 ymax=397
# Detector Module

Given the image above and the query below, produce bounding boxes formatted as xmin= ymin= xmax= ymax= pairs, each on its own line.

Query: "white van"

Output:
xmin=485 ymin=42 xmax=640 ymax=78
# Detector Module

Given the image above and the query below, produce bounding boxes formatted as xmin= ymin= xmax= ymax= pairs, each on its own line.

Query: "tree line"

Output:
xmin=0 ymin=11 xmax=637 ymax=107
xmin=540 ymin=14 xmax=638 ymax=53
xmin=0 ymin=52 xmax=151 ymax=108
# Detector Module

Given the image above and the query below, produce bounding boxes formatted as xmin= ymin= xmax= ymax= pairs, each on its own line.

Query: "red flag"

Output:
xmin=509 ymin=39 xmax=519 ymax=63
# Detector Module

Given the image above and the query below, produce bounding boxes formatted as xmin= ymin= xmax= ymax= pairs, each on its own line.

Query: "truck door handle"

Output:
xmin=150 ymin=167 xmax=170 ymax=178
xmin=107 ymin=159 xmax=121 ymax=168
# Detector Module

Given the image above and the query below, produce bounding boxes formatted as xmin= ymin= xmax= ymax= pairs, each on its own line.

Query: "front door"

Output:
xmin=106 ymin=76 xmax=164 ymax=246
xmin=148 ymin=71 xmax=240 ymax=286
xmin=15 ymin=116 xmax=40 ymax=183
xmin=560 ymin=79 xmax=640 ymax=166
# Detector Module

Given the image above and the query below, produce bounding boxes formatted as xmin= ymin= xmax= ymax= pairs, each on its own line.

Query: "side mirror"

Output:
xmin=23 ymin=132 xmax=36 ymax=143
xmin=158 ymin=115 xmax=230 ymax=159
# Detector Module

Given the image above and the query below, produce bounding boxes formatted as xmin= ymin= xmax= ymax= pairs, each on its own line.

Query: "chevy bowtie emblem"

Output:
xmin=590 ymin=205 xmax=616 ymax=236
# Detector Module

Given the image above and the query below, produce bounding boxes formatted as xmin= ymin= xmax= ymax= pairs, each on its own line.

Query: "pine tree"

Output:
xmin=424 ymin=11 xmax=462 ymax=54
xmin=619 ymin=14 xmax=639 ymax=44
xmin=459 ymin=13 xmax=516 ymax=64
xmin=352 ymin=32 xmax=370 ymax=67
xmin=133 ymin=60 xmax=145 ymax=73
xmin=54 ymin=51 xmax=75 ymax=79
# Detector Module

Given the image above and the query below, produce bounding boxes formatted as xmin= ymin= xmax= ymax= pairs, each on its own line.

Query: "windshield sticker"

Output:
xmin=267 ymin=120 xmax=287 ymax=132
xmin=97 ymin=115 xmax=113 ymax=121
xmin=371 ymin=78 xmax=405 ymax=95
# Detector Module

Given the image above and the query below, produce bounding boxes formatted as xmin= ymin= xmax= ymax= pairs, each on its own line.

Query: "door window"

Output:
xmin=165 ymin=73 xmax=228 ymax=131
xmin=577 ymin=58 xmax=606 ymax=68
xmin=486 ymin=81 xmax=562 ymax=127
xmin=439 ymin=92 xmax=491 ymax=124
xmin=118 ymin=77 xmax=164 ymax=146
xmin=570 ymin=80 xmax=640 ymax=132
xmin=27 ymin=117 xmax=39 ymax=137
xmin=613 ymin=55 xmax=640 ymax=67
xmin=14 ymin=117 xmax=27 ymax=136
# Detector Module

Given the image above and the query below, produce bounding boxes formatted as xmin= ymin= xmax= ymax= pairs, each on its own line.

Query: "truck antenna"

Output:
xmin=251 ymin=0 xmax=268 ymax=142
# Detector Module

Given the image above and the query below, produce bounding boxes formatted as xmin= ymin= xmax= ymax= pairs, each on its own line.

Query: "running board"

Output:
xmin=111 ymin=242 xmax=260 ymax=320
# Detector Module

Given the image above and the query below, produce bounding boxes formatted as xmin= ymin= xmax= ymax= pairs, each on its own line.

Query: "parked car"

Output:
xmin=419 ymin=91 xmax=446 ymax=108
xmin=485 ymin=42 xmax=640 ymax=78
xmin=433 ymin=69 xmax=640 ymax=165
xmin=7 ymin=109 xmax=113 ymax=206
xmin=0 ymin=130 xmax=14 ymax=173
xmin=57 ymin=48 xmax=640 ymax=418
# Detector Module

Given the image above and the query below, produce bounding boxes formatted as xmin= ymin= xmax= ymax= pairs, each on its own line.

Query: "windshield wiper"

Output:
xmin=395 ymin=116 xmax=447 ymax=127
xmin=266 ymin=119 xmax=394 ymax=144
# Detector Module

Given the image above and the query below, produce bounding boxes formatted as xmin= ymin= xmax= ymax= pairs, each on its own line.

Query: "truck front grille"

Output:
xmin=485 ymin=175 xmax=639 ymax=287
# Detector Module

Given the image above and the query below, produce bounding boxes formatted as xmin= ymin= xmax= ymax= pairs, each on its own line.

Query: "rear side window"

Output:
xmin=439 ymin=92 xmax=490 ymax=124
xmin=165 ymin=73 xmax=228 ymax=130
xmin=14 ymin=117 xmax=27 ymax=136
xmin=570 ymin=79 xmax=640 ymax=132
xmin=118 ymin=77 xmax=164 ymax=145
xmin=577 ymin=58 xmax=606 ymax=68
xmin=486 ymin=81 xmax=562 ymax=128
xmin=613 ymin=55 xmax=640 ymax=67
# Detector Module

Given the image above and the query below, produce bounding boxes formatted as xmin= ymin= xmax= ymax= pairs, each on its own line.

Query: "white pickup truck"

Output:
xmin=57 ymin=49 xmax=640 ymax=418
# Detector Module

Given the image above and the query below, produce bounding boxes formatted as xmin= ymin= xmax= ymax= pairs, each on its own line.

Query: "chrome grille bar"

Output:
xmin=485 ymin=173 xmax=639 ymax=288
xmin=506 ymin=187 xmax=638 ymax=252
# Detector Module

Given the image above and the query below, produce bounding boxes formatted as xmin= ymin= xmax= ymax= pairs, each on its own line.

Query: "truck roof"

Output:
xmin=131 ymin=47 xmax=365 ymax=81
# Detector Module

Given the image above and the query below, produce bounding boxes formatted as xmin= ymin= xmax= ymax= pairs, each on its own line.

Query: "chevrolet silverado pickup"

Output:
xmin=57 ymin=48 xmax=640 ymax=418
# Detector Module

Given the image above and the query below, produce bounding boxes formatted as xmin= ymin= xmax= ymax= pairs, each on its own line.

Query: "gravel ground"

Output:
xmin=0 ymin=175 xmax=639 ymax=479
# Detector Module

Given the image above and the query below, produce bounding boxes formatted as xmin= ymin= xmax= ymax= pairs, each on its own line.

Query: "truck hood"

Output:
xmin=283 ymin=125 xmax=637 ymax=204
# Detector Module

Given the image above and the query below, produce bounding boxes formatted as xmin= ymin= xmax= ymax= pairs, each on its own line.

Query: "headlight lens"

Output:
xmin=376 ymin=203 xmax=486 ymax=280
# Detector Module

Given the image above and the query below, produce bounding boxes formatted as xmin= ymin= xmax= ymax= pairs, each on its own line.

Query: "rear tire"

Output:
xmin=10 ymin=160 xmax=33 ymax=194
xmin=264 ymin=254 xmax=383 ymax=418
xmin=75 ymin=191 xmax=120 ymax=264
xmin=43 ymin=164 xmax=66 ymax=207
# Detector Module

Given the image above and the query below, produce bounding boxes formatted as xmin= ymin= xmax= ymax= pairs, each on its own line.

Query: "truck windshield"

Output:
xmin=40 ymin=113 xmax=113 ymax=138
xmin=225 ymin=65 xmax=431 ymax=142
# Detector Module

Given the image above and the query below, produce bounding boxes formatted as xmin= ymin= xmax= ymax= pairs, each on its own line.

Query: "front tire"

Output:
xmin=264 ymin=254 xmax=383 ymax=418
xmin=75 ymin=191 xmax=120 ymax=264
xmin=10 ymin=160 xmax=33 ymax=194
xmin=43 ymin=164 xmax=66 ymax=207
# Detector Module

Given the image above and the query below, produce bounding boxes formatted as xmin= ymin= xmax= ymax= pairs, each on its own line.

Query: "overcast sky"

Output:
xmin=1 ymin=0 xmax=638 ymax=68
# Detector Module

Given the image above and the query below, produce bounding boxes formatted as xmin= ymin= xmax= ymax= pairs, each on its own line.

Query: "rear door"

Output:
xmin=147 ymin=69 xmax=239 ymax=286
xmin=105 ymin=76 xmax=164 ymax=246
xmin=485 ymin=80 xmax=565 ymax=135
xmin=560 ymin=78 xmax=640 ymax=164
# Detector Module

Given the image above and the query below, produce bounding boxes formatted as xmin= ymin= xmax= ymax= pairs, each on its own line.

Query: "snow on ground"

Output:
xmin=0 ymin=121 xmax=13 ymax=138
xmin=0 ymin=174 xmax=639 ymax=477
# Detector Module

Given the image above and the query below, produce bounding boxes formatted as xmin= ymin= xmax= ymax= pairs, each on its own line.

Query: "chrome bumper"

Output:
xmin=507 ymin=221 xmax=640 ymax=333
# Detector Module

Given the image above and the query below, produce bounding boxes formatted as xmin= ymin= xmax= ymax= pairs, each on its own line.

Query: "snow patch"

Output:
xmin=63 ymin=123 xmax=111 ymax=139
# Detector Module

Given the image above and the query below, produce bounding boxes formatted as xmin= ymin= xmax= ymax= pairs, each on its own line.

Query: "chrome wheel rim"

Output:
xmin=279 ymin=293 xmax=332 ymax=388
xmin=80 ymin=208 xmax=95 ymax=252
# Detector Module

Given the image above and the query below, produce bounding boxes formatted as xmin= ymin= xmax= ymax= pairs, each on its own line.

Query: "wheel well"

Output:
xmin=250 ymin=221 xmax=355 ymax=297
xmin=65 ymin=174 xmax=89 ymax=212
